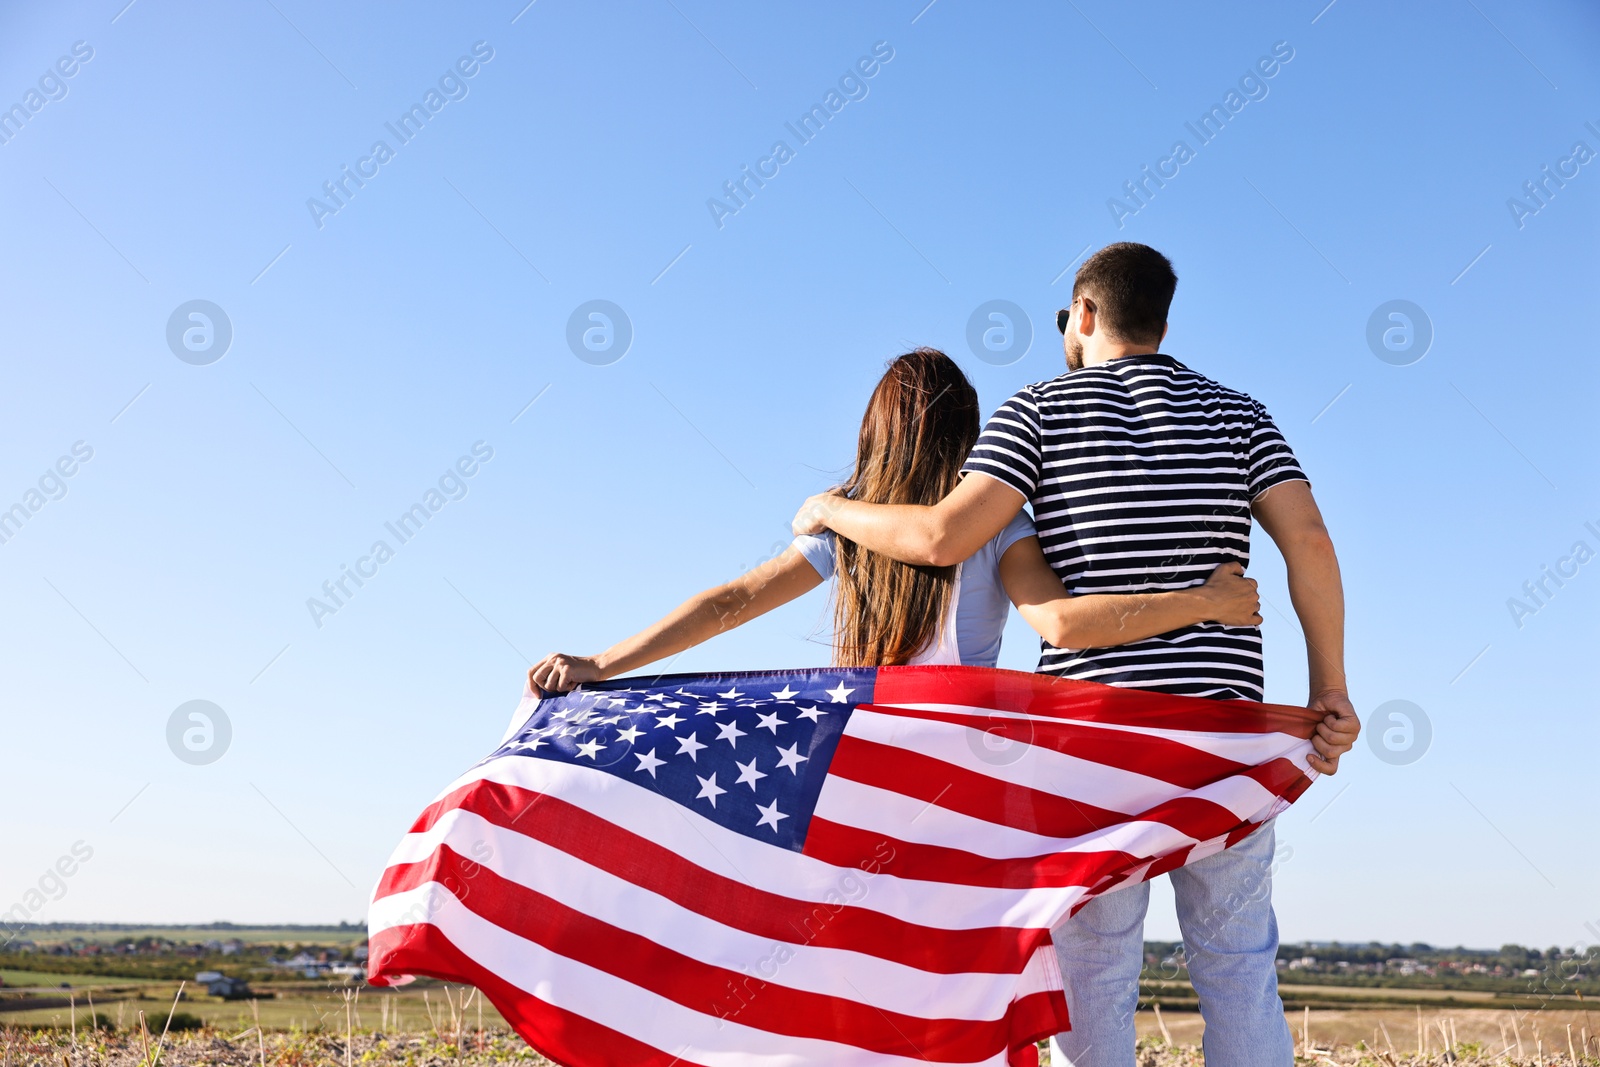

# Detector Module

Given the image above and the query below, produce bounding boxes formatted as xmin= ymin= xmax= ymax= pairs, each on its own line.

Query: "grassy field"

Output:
xmin=0 ymin=970 xmax=164 ymax=990
xmin=3 ymin=1007 xmax=1598 ymax=1066
xmin=11 ymin=926 xmax=364 ymax=947
xmin=0 ymin=979 xmax=509 ymax=1033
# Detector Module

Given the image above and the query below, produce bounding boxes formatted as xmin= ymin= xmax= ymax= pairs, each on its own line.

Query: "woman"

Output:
xmin=530 ymin=348 xmax=1258 ymax=691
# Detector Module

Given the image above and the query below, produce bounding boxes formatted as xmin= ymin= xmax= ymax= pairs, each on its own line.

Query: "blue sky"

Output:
xmin=1 ymin=0 xmax=1595 ymax=949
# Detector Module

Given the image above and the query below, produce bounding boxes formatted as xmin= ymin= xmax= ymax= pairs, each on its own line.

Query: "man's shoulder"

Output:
xmin=1167 ymin=363 xmax=1263 ymax=407
xmin=1129 ymin=357 xmax=1269 ymax=413
xmin=1017 ymin=358 xmax=1267 ymax=408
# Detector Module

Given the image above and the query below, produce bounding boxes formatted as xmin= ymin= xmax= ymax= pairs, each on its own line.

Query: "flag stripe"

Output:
xmin=391 ymin=776 xmax=1049 ymax=974
xmin=375 ymin=848 xmax=1026 ymax=1060
xmin=370 ymin=923 xmax=723 ymax=1067
xmin=868 ymin=702 xmax=1310 ymax=767
xmin=815 ymin=748 xmax=1299 ymax=863
xmin=410 ymin=755 xmax=1091 ymax=927
xmin=804 ymin=818 xmax=1125 ymax=891
xmin=813 ymin=774 xmax=1272 ymax=865
xmin=830 ymin=734 xmax=1225 ymax=840
xmin=369 ymin=666 xmax=1324 ymax=1067
xmin=871 ymin=667 xmax=1322 ymax=735
xmin=843 ymin=708 xmax=1260 ymax=814
xmin=857 ymin=703 xmax=1254 ymax=786
xmin=370 ymin=883 xmax=1023 ymax=1066
xmin=375 ymin=824 xmax=1046 ymax=1015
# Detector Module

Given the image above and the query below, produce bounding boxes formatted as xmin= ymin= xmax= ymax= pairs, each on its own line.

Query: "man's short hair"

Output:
xmin=1072 ymin=243 xmax=1177 ymax=346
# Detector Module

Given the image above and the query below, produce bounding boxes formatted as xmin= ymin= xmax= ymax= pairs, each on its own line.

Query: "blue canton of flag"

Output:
xmin=492 ymin=670 xmax=878 ymax=851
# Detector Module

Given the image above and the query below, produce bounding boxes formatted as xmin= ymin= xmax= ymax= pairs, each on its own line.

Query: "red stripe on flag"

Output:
xmin=1242 ymin=757 xmax=1315 ymax=799
xmin=852 ymin=706 xmax=1252 ymax=788
xmin=806 ymin=773 xmax=1304 ymax=892
xmin=395 ymin=778 xmax=1046 ymax=975
xmin=873 ymin=667 xmax=1322 ymax=737
xmin=829 ymin=735 xmax=1251 ymax=839
xmin=369 ymin=922 xmax=719 ymax=1067
xmin=803 ymin=817 xmax=1133 ymax=890
xmin=378 ymin=844 xmax=1026 ymax=1063
xmin=371 ymin=920 xmax=1063 ymax=1067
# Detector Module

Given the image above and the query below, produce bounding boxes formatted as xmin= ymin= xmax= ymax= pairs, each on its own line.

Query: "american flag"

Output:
xmin=368 ymin=666 xmax=1321 ymax=1067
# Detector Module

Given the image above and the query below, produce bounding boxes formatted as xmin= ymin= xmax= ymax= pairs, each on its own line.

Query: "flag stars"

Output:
xmin=796 ymin=705 xmax=827 ymax=723
xmin=774 ymin=742 xmax=808 ymax=774
xmin=755 ymin=799 xmax=789 ymax=831
xmin=769 ymin=685 xmax=799 ymax=701
xmin=675 ymin=733 xmax=707 ymax=761
xmin=824 ymin=682 xmax=855 ymax=703
xmin=755 ymin=710 xmax=786 ymax=734
xmin=715 ymin=719 xmax=747 ymax=748
xmin=634 ymin=749 xmax=665 ymax=777
xmin=717 ymin=687 xmax=744 ymax=699
xmin=695 ymin=772 xmax=727 ymax=808
xmin=615 ymin=724 xmax=645 ymax=745
xmin=695 ymin=701 xmax=725 ymax=715
xmin=654 ymin=712 xmax=685 ymax=731
xmin=734 ymin=757 xmax=767 ymax=791
xmin=574 ymin=738 xmax=606 ymax=760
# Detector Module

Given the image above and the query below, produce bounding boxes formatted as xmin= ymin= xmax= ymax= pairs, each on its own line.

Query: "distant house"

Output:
xmin=280 ymin=951 xmax=324 ymax=979
xmin=207 ymin=976 xmax=253 ymax=1000
xmin=220 ymin=939 xmax=243 ymax=956
xmin=195 ymin=970 xmax=224 ymax=983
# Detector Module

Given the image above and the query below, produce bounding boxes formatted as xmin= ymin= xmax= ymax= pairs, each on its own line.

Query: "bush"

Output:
xmin=159 ymin=1011 xmax=204 ymax=1032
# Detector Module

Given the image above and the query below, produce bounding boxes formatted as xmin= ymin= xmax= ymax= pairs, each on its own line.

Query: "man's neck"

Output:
xmin=1081 ymin=345 xmax=1162 ymax=367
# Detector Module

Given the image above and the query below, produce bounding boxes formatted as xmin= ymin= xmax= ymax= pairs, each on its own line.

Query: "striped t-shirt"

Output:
xmin=962 ymin=354 xmax=1306 ymax=701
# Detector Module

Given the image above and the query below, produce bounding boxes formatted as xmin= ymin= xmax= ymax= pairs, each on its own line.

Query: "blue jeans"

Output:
xmin=1048 ymin=820 xmax=1292 ymax=1067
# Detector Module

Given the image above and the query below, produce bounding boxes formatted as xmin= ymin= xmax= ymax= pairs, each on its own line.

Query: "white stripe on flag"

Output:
xmin=816 ymin=774 xmax=1258 ymax=864
xmin=873 ymin=701 xmax=1313 ymax=765
xmin=846 ymin=710 xmax=1199 ymax=812
xmin=370 ymin=883 xmax=1012 ymax=1067
xmin=427 ymin=757 xmax=1064 ymax=928
xmin=387 ymin=806 xmax=1033 ymax=1019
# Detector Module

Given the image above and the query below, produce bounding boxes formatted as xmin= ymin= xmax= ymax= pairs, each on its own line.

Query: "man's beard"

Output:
xmin=1065 ymin=334 xmax=1085 ymax=371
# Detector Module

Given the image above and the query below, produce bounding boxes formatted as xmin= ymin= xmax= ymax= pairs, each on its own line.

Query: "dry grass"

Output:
xmin=0 ymin=1027 xmax=556 ymax=1066
xmin=1110 ymin=1005 xmax=1600 ymax=1066
xmin=3 ymin=1006 xmax=1596 ymax=1066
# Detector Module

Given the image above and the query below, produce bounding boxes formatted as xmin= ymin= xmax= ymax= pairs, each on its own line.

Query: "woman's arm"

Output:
xmin=529 ymin=547 xmax=824 ymax=693
xmin=997 ymin=536 xmax=1260 ymax=649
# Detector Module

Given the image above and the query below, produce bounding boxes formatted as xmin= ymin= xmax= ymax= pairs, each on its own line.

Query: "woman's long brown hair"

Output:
xmin=832 ymin=348 xmax=981 ymax=667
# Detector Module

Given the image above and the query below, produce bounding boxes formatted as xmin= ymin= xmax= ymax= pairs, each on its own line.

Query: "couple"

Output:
xmin=532 ymin=242 xmax=1360 ymax=1066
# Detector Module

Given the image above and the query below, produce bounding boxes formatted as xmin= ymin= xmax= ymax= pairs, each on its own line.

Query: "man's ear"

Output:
xmin=1078 ymin=298 xmax=1097 ymax=336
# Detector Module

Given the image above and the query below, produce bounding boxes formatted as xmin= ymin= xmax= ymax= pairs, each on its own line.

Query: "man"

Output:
xmin=791 ymin=242 xmax=1358 ymax=1065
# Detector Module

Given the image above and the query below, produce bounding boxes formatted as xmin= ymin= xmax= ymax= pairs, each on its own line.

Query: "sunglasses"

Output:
xmin=1049 ymin=295 xmax=1088 ymax=334
xmin=1055 ymin=298 xmax=1079 ymax=334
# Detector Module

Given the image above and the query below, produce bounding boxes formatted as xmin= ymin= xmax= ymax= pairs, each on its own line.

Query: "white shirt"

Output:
xmin=792 ymin=511 xmax=1036 ymax=667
